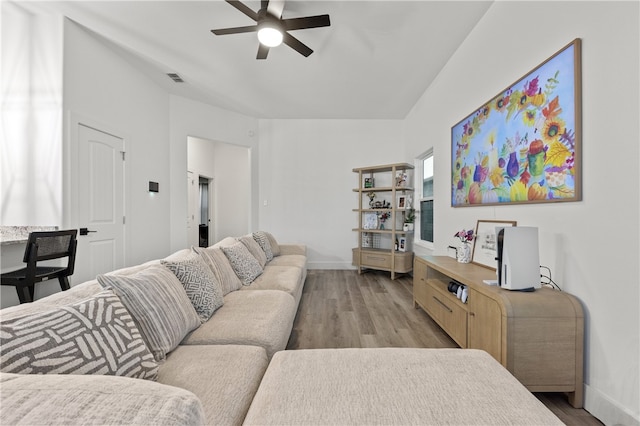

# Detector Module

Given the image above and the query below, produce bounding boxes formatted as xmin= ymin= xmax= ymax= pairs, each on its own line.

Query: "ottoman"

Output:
xmin=243 ymin=348 xmax=562 ymax=425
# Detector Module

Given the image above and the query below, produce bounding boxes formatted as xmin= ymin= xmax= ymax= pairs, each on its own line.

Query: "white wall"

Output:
xmin=63 ymin=20 xmax=173 ymax=268
xmin=258 ymin=119 xmax=404 ymax=268
xmin=403 ymin=2 xmax=639 ymax=424
xmin=169 ymin=96 xmax=259 ymax=252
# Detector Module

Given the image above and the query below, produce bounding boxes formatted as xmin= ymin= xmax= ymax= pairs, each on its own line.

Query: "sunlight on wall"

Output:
xmin=1 ymin=2 xmax=63 ymax=226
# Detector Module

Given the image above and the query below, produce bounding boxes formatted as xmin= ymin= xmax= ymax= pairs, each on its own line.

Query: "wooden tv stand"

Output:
xmin=414 ymin=255 xmax=584 ymax=408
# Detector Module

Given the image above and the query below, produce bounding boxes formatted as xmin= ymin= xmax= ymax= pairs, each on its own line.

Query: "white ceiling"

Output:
xmin=28 ymin=1 xmax=493 ymax=119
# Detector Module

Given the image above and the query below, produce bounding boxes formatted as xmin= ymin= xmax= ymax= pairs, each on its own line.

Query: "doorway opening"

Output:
xmin=199 ymin=177 xmax=211 ymax=247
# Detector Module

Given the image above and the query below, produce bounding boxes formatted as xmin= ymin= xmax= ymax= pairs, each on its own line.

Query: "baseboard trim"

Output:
xmin=585 ymin=384 xmax=639 ymax=426
xmin=307 ymin=261 xmax=355 ymax=270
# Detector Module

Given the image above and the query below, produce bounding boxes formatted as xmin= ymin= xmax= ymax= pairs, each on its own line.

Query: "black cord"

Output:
xmin=540 ymin=265 xmax=562 ymax=291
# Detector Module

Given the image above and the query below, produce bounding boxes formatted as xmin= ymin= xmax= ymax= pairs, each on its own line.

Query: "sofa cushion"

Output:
xmin=98 ymin=264 xmax=201 ymax=362
xmin=253 ymin=231 xmax=274 ymax=261
xmin=242 ymin=265 xmax=304 ymax=305
xmin=267 ymin=254 xmax=307 ymax=270
xmin=265 ymin=232 xmax=281 ymax=256
xmin=0 ymin=289 xmax=158 ymax=380
xmin=0 ymin=372 xmax=205 ymax=425
xmin=194 ymin=246 xmax=243 ymax=295
xmin=221 ymin=241 xmax=263 ymax=285
xmin=162 ymin=253 xmax=224 ymax=322
xmin=244 ymin=348 xmax=563 ymax=425
xmin=239 ymin=234 xmax=268 ymax=268
xmin=159 ymin=345 xmax=268 ymax=426
xmin=180 ymin=290 xmax=296 ymax=359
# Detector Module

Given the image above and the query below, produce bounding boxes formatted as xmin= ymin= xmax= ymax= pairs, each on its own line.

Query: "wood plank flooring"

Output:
xmin=287 ymin=269 xmax=602 ymax=426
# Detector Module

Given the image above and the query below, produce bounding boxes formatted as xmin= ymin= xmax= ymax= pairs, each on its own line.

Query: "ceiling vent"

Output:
xmin=167 ymin=73 xmax=184 ymax=83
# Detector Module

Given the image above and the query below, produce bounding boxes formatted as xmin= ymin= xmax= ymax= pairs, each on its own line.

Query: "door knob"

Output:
xmin=79 ymin=228 xmax=97 ymax=236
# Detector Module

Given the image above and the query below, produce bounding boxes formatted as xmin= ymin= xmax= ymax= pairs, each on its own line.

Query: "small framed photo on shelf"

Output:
xmin=397 ymin=196 xmax=407 ymax=209
xmin=363 ymin=212 xmax=378 ymax=230
xmin=472 ymin=219 xmax=517 ymax=269
xmin=364 ymin=177 xmax=374 ymax=188
xmin=398 ymin=237 xmax=407 ymax=252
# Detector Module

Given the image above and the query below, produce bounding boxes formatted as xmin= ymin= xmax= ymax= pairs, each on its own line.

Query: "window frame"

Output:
xmin=414 ymin=148 xmax=434 ymax=250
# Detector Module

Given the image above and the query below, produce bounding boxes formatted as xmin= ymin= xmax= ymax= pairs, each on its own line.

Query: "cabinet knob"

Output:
xmin=469 ymin=312 xmax=476 ymax=317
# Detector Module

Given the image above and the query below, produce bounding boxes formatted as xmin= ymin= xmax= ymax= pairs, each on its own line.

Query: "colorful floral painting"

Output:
xmin=451 ymin=39 xmax=581 ymax=207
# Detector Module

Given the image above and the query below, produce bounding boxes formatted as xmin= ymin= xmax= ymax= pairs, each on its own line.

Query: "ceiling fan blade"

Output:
xmin=282 ymin=14 xmax=331 ymax=31
xmin=257 ymin=43 xmax=270 ymax=60
xmin=267 ymin=0 xmax=285 ymax=18
xmin=283 ymin=32 xmax=313 ymax=57
xmin=225 ymin=0 xmax=259 ymax=21
xmin=211 ymin=25 xmax=259 ymax=35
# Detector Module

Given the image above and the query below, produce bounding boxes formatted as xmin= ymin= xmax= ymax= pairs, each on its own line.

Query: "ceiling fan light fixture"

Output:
xmin=257 ymin=20 xmax=283 ymax=47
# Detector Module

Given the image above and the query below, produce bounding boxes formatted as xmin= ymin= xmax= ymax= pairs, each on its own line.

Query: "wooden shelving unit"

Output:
xmin=352 ymin=163 xmax=414 ymax=279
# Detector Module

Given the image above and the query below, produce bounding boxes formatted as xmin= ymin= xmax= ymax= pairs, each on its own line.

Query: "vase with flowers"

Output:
xmin=378 ymin=212 xmax=391 ymax=230
xmin=454 ymin=229 xmax=474 ymax=263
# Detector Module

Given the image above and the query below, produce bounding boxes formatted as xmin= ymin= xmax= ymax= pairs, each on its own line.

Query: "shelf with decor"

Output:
xmin=352 ymin=162 xmax=415 ymax=280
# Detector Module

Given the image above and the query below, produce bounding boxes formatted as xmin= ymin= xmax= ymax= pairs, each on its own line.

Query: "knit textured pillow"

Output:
xmin=239 ymin=234 xmax=268 ymax=268
xmin=221 ymin=241 xmax=263 ymax=285
xmin=193 ymin=246 xmax=243 ymax=295
xmin=97 ymin=265 xmax=201 ymax=362
xmin=252 ymin=231 xmax=274 ymax=262
xmin=0 ymin=289 xmax=158 ymax=380
xmin=265 ymin=232 xmax=281 ymax=257
xmin=162 ymin=253 xmax=224 ymax=323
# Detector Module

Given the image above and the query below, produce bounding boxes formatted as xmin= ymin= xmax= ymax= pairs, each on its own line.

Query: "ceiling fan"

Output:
xmin=211 ymin=0 xmax=331 ymax=59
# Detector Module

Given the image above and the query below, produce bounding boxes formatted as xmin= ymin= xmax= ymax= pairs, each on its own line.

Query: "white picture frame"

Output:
xmin=398 ymin=237 xmax=407 ymax=252
xmin=363 ymin=213 xmax=378 ymax=230
xmin=397 ymin=196 xmax=407 ymax=209
xmin=472 ymin=220 xmax=517 ymax=269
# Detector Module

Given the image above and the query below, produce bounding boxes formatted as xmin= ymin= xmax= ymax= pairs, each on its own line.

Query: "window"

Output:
xmin=416 ymin=150 xmax=434 ymax=246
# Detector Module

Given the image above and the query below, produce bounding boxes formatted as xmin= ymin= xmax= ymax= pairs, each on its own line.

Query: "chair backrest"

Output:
xmin=23 ymin=229 xmax=78 ymax=275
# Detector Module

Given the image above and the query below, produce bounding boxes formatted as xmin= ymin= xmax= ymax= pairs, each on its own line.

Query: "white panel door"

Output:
xmin=75 ymin=124 xmax=125 ymax=283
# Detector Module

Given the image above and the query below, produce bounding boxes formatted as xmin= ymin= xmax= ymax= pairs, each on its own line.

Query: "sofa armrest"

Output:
xmin=278 ymin=244 xmax=306 ymax=256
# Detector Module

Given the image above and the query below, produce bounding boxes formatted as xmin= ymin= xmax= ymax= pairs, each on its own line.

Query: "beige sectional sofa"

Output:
xmin=0 ymin=231 xmax=563 ymax=425
xmin=1 ymin=232 xmax=306 ymax=425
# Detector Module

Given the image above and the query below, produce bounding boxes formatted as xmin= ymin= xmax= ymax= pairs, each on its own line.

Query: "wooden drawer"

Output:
xmin=423 ymin=280 xmax=468 ymax=347
xmin=358 ymin=250 xmax=391 ymax=269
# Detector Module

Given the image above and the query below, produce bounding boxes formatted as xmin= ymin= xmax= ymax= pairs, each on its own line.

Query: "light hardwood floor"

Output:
xmin=286 ymin=269 xmax=602 ymax=426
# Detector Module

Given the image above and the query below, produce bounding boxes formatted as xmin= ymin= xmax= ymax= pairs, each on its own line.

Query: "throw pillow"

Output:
xmin=253 ymin=231 xmax=274 ymax=261
xmin=161 ymin=253 xmax=224 ymax=323
xmin=265 ymin=232 xmax=281 ymax=256
xmin=193 ymin=246 xmax=243 ymax=295
xmin=221 ymin=241 xmax=263 ymax=285
xmin=97 ymin=264 xmax=201 ymax=362
xmin=0 ymin=289 xmax=158 ymax=380
xmin=239 ymin=234 xmax=268 ymax=268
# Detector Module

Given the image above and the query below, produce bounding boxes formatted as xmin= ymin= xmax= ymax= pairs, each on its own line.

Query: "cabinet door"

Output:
xmin=413 ymin=259 xmax=429 ymax=308
xmin=468 ymin=289 xmax=502 ymax=363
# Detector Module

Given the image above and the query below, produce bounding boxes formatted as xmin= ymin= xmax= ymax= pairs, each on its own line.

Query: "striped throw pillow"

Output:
xmin=98 ymin=265 xmax=201 ymax=362
xmin=0 ymin=289 xmax=158 ymax=380
xmin=193 ymin=246 xmax=243 ymax=295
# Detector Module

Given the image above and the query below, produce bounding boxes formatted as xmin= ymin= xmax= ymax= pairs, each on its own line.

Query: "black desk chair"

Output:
xmin=1 ymin=229 xmax=78 ymax=304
